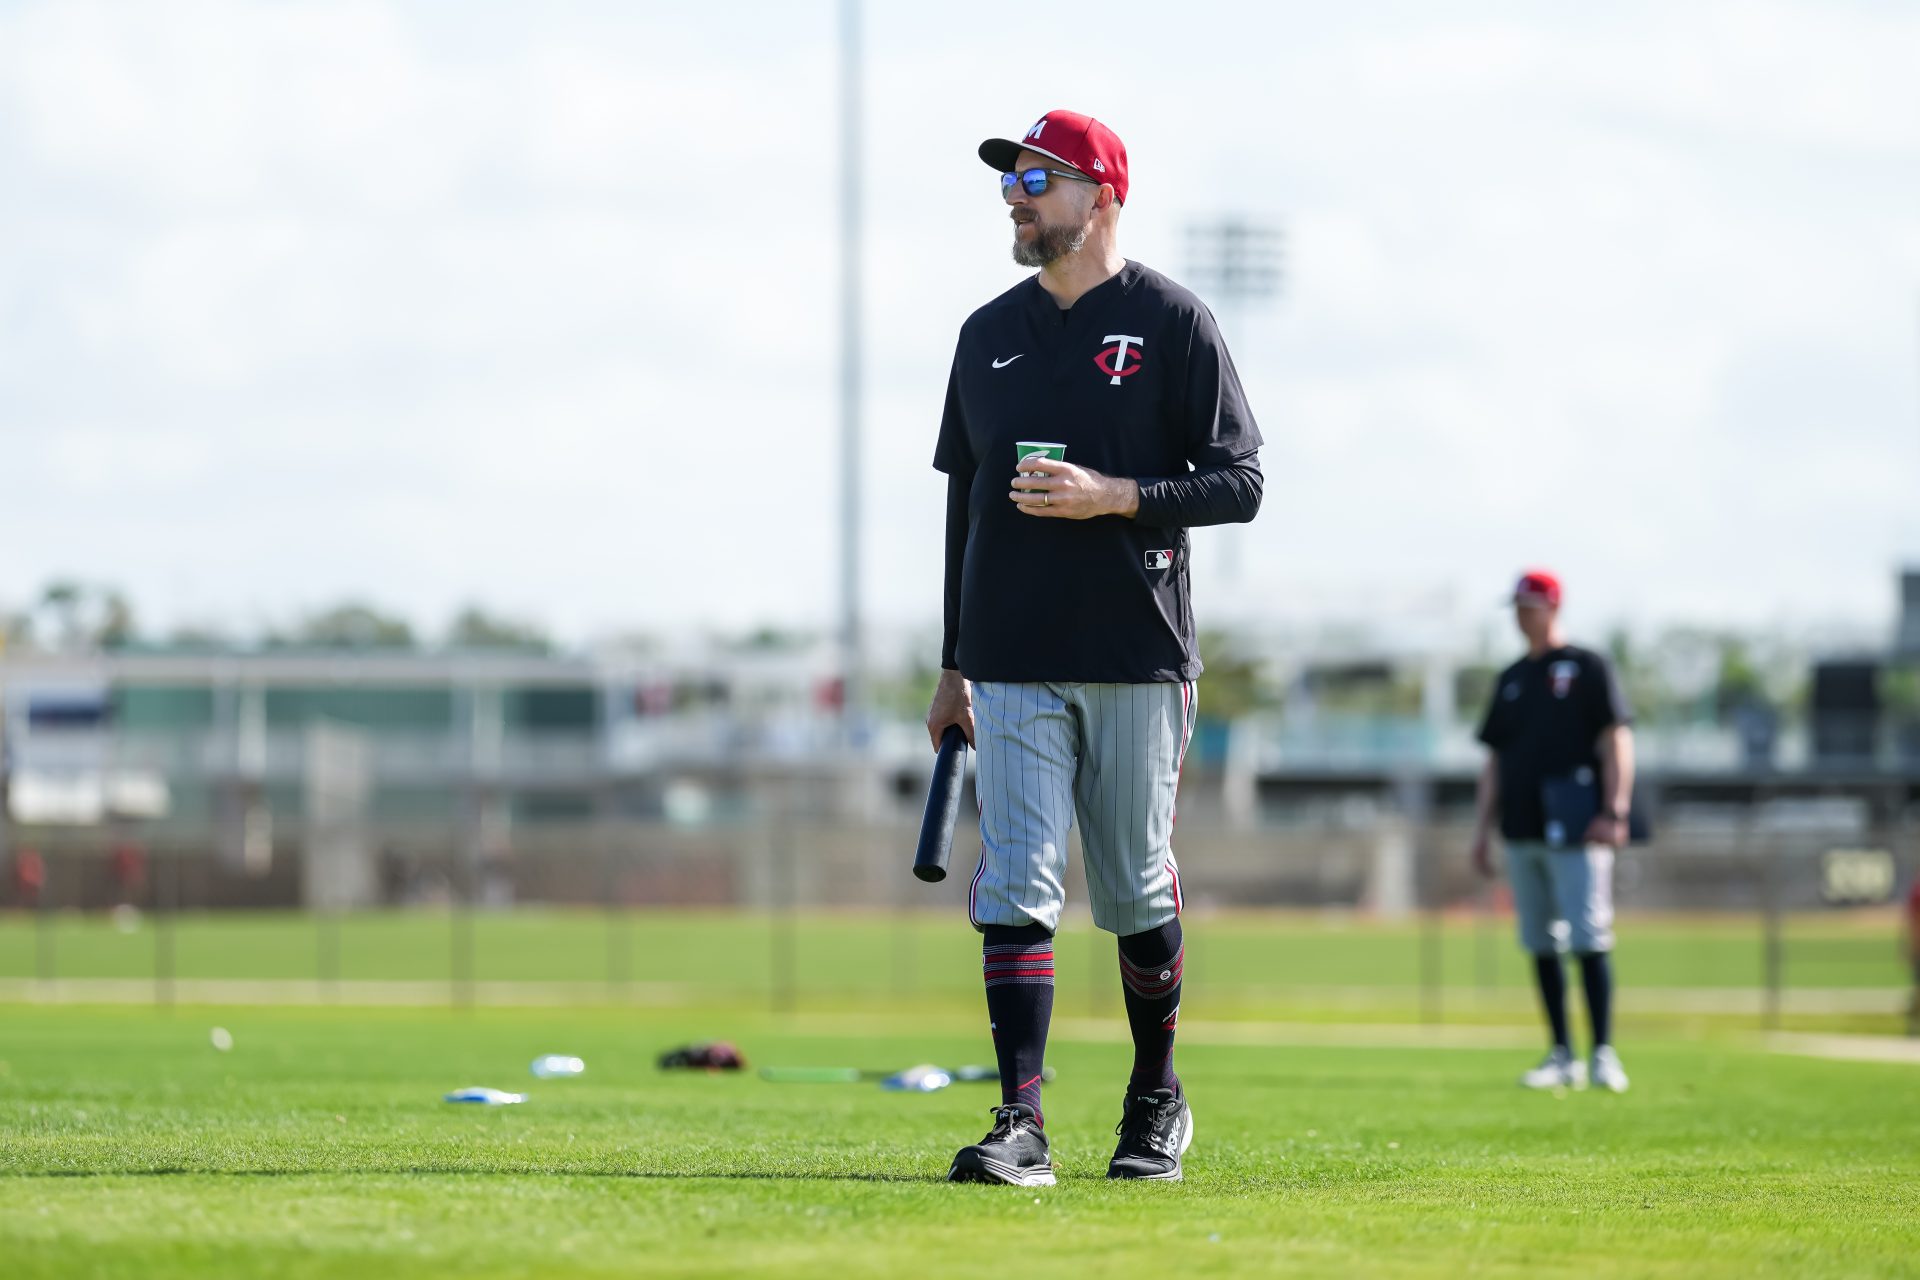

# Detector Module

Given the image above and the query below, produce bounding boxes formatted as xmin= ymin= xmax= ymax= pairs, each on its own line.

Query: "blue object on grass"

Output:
xmin=444 ymin=1087 xmax=526 ymax=1105
xmin=880 ymin=1064 xmax=953 ymax=1092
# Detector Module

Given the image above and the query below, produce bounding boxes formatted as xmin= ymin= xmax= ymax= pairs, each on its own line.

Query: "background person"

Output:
xmin=1471 ymin=569 xmax=1634 ymax=1092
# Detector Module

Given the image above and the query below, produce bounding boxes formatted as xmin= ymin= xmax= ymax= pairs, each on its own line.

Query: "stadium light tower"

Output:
xmin=1185 ymin=217 xmax=1284 ymax=317
xmin=1185 ymin=218 xmax=1283 ymax=582
xmin=835 ymin=0 xmax=865 ymax=742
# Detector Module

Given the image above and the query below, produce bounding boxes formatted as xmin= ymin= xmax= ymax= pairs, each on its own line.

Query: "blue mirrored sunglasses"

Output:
xmin=1000 ymin=167 xmax=1099 ymax=199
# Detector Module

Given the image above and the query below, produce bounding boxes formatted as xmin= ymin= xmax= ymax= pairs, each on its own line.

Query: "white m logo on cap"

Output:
xmin=1026 ymin=120 xmax=1046 ymax=140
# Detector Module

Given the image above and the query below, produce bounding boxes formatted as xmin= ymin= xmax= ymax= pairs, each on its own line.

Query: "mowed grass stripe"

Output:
xmin=0 ymin=909 xmax=1907 ymax=992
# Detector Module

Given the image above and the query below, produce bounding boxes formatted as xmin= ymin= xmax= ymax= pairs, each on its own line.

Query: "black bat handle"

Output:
xmin=912 ymin=725 xmax=968 ymax=883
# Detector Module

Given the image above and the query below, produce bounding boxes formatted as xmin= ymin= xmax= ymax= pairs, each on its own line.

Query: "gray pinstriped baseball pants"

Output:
xmin=967 ymin=680 xmax=1197 ymax=936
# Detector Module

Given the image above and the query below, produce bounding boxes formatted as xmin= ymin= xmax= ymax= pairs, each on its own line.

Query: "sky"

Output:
xmin=2 ymin=0 xmax=1917 ymax=648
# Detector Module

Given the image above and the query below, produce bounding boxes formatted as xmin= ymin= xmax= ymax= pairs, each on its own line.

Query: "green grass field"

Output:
xmin=0 ymin=907 xmax=1907 ymax=1009
xmin=4 ymin=1005 xmax=1919 ymax=1278
xmin=2 ymin=911 xmax=1916 ymax=1277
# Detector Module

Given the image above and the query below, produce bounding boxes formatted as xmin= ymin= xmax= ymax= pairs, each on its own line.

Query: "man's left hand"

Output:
xmin=1584 ymin=814 xmax=1629 ymax=848
xmin=1009 ymin=455 xmax=1139 ymax=520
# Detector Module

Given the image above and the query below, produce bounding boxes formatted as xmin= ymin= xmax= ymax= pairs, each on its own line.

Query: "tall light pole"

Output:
xmin=836 ymin=0 xmax=864 ymax=742
xmin=1185 ymin=218 xmax=1283 ymax=583
xmin=1185 ymin=217 xmax=1284 ymax=315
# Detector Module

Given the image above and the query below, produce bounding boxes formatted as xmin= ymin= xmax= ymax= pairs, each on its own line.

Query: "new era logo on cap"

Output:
xmin=1512 ymin=569 xmax=1562 ymax=607
xmin=980 ymin=109 xmax=1129 ymax=205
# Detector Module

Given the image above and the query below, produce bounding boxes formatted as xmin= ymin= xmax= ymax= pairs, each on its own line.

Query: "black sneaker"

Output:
xmin=1107 ymin=1087 xmax=1193 ymax=1181
xmin=948 ymin=1104 xmax=1056 ymax=1187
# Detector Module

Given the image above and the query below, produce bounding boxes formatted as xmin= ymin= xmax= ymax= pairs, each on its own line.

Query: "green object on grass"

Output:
xmin=758 ymin=1066 xmax=865 ymax=1083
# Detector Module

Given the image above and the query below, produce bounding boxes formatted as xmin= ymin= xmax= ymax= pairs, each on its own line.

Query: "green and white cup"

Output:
xmin=1014 ymin=441 xmax=1067 ymax=477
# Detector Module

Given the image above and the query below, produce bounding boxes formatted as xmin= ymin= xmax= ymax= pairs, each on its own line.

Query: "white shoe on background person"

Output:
xmin=1590 ymin=1045 xmax=1630 ymax=1093
xmin=1520 ymin=1046 xmax=1587 ymax=1090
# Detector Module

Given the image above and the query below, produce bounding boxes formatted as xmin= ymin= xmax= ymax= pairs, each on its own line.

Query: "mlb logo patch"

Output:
xmin=1145 ymin=549 xmax=1173 ymax=570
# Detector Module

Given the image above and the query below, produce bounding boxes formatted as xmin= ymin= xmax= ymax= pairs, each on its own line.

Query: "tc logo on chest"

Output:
xmin=1094 ymin=334 xmax=1145 ymax=385
xmin=1550 ymin=660 xmax=1580 ymax=699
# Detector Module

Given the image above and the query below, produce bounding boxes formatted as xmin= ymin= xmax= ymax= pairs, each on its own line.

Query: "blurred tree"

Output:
xmin=446 ymin=606 xmax=552 ymax=654
xmin=1196 ymin=630 xmax=1277 ymax=720
xmin=279 ymin=602 xmax=417 ymax=650
xmin=98 ymin=591 xmax=137 ymax=649
xmin=0 ymin=609 xmax=30 ymax=654
xmin=38 ymin=579 xmax=84 ymax=650
xmin=1651 ymin=627 xmax=1721 ymax=716
xmin=1454 ymin=663 xmax=1499 ymax=719
xmin=733 ymin=626 xmax=814 ymax=652
xmin=1882 ymin=664 xmax=1920 ymax=722
xmin=31 ymin=579 xmax=138 ymax=652
xmin=1713 ymin=638 xmax=1769 ymax=719
xmin=1307 ymin=665 xmax=1422 ymax=717
xmin=164 ymin=625 xmax=238 ymax=652
xmin=1882 ymin=664 xmax=1920 ymax=765
xmin=875 ymin=658 xmax=945 ymax=723
xmin=1608 ymin=628 xmax=1669 ymax=724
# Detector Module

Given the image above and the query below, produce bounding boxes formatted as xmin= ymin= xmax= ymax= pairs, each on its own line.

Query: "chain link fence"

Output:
xmin=3 ymin=776 xmax=1912 ymax=1028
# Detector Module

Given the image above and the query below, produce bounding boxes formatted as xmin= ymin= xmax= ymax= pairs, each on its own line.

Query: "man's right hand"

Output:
xmin=1471 ymin=832 xmax=1495 ymax=879
xmin=926 ymin=669 xmax=975 ymax=750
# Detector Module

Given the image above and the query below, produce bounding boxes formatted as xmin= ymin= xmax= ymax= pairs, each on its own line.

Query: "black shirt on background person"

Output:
xmin=1477 ymin=644 xmax=1633 ymax=842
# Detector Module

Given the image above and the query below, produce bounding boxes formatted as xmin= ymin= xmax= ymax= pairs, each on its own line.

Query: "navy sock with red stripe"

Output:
xmin=1118 ymin=919 xmax=1183 ymax=1096
xmin=981 ymin=923 xmax=1055 ymax=1124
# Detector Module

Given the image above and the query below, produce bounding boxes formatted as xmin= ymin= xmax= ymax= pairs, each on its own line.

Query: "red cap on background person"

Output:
xmin=1512 ymin=569 xmax=1562 ymax=609
xmin=979 ymin=110 xmax=1129 ymax=205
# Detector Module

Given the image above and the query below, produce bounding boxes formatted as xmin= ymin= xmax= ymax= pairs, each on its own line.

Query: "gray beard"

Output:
xmin=1011 ymin=220 xmax=1089 ymax=268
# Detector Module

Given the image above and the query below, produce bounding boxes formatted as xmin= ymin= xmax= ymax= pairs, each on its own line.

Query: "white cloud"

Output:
xmin=1 ymin=0 xmax=1916 ymax=644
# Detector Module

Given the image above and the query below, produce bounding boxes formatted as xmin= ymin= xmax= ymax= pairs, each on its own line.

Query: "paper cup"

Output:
xmin=1014 ymin=441 xmax=1066 ymax=479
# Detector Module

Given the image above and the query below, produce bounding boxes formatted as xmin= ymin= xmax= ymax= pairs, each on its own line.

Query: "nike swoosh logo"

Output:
xmin=991 ymin=355 xmax=1025 ymax=368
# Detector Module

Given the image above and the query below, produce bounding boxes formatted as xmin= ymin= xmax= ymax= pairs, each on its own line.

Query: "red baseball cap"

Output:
xmin=979 ymin=110 xmax=1129 ymax=205
xmin=1512 ymin=569 xmax=1563 ymax=608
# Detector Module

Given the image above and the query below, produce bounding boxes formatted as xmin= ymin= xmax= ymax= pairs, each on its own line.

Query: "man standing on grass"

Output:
xmin=925 ymin=109 xmax=1263 ymax=1185
xmin=1471 ymin=570 xmax=1634 ymax=1093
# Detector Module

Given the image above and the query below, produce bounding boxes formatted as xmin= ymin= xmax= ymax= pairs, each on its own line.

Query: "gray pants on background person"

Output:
xmin=1505 ymin=842 xmax=1615 ymax=956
